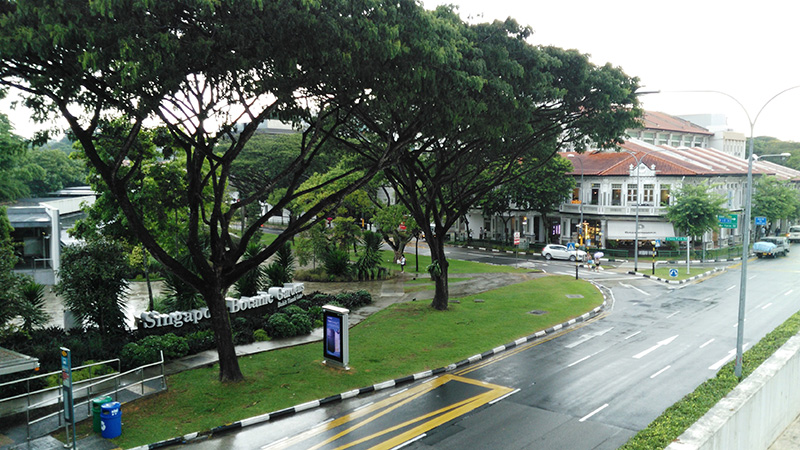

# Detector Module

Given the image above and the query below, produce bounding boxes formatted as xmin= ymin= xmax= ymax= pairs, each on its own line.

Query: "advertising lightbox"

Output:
xmin=322 ymin=305 xmax=349 ymax=368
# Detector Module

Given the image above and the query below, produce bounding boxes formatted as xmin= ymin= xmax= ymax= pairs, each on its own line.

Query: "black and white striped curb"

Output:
xmin=626 ymin=267 xmax=724 ymax=284
xmin=130 ymin=287 xmax=610 ymax=450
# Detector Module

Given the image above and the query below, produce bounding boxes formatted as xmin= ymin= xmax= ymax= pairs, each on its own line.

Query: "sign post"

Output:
xmin=61 ymin=347 xmax=77 ymax=450
xmin=322 ymin=305 xmax=350 ymax=369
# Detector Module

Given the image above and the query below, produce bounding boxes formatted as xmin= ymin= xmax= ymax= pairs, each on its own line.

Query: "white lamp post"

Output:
xmin=567 ymin=154 xmax=584 ymax=243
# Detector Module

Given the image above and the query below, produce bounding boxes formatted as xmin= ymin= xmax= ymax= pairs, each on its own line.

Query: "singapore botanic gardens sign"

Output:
xmin=137 ymin=283 xmax=305 ymax=329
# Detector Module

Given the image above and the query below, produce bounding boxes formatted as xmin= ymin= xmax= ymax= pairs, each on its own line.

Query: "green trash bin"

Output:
xmin=92 ymin=396 xmax=113 ymax=433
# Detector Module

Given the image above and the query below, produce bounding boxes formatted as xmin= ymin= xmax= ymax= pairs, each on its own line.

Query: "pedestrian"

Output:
xmin=593 ymin=251 xmax=603 ymax=271
xmin=399 ymin=256 xmax=406 ymax=272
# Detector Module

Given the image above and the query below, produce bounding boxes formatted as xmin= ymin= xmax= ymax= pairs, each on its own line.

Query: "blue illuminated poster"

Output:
xmin=324 ymin=314 xmax=342 ymax=361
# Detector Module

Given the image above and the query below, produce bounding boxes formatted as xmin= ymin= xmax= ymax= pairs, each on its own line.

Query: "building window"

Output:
xmin=627 ymin=184 xmax=638 ymax=204
xmin=590 ymin=183 xmax=600 ymax=205
xmin=643 ymin=184 xmax=655 ymax=204
xmin=660 ymin=184 xmax=671 ymax=206
xmin=612 ymin=184 xmax=622 ymax=206
xmin=572 ymin=182 xmax=581 ymax=203
xmin=643 ymin=132 xmax=655 ymax=144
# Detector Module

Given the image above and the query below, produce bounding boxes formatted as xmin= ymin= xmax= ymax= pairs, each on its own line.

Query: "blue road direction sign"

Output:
xmin=755 ymin=216 xmax=767 ymax=226
xmin=669 ymin=268 xmax=679 ymax=278
xmin=718 ymin=214 xmax=738 ymax=229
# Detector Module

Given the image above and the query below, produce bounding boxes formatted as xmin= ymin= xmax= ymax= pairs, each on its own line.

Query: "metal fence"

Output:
xmin=0 ymin=352 xmax=166 ymax=444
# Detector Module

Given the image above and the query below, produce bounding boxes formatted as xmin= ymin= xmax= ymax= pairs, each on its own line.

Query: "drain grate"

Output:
xmin=528 ymin=310 xmax=548 ymax=315
xmin=566 ymin=294 xmax=584 ymax=299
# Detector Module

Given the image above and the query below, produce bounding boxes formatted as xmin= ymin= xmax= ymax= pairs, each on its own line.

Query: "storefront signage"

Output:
xmin=138 ymin=283 xmax=304 ymax=329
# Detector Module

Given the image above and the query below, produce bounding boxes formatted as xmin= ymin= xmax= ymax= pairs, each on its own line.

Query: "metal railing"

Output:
xmin=0 ymin=352 xmax=166 ymax=444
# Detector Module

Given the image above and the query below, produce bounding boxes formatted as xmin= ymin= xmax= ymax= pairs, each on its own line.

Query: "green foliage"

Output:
xmin=333 ymin=290 xmax=373 ymax=310
xmin=46 ymin=361 xmax=115 ymax=388
xmin=322 ymin=248 xmax=351 ymax=278
xmin=0 ymin=113 xmax=29 ymax=202
xmin=184 ymin=330 xmax=215 ymax=354
xmin=355 ymin=230 xmax=383 ymax=280
xmin=373 ymin=203 xmax=419 ymax=258
xmin=265 ymin=241 xmax=294 ymax=288
xmin=752 ymin=175 xmax=800 ymax=227
xmin=120 ymin=333 xmax=189 ymax=369
xmin=17 ymin=280 xmax=50 ymax=333
xmin=54 ymin=241 xmax=130 ymax=334
xmin=235 ymin=241 xmax=266 ymax=297
xmin=665 ymin=181 xmax=727 ymax=238
xmin=266 ymin=313 xmax=295 ymax=339
xmin=253 ymin=329 xmax=270 ymax=342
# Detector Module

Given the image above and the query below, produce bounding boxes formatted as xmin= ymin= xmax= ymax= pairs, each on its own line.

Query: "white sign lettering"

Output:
xmin=138 ymin=283 xmax=305 ymax=329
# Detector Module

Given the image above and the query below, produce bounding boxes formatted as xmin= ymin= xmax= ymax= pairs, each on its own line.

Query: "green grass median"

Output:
xmin=97 ymin=274 xmax=602 ymax=448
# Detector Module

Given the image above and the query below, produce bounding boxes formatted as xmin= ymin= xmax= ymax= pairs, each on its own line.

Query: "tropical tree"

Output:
xmin=0 ymin=110 xmax=29 ymax=201
xmin=265 ymin=242 xmax=295 ymax=288
xmin=0 ymin=206 xmax=25 ymax=330
xmin=373 ymin=203 xmax=419 ymax=262
xmin=751 ymin=175 xmax=800 ymax=234
xmin=55 ymin=241 xmax=129 ymax=335
xmin=363 ymin=15 xmax=641 ymax=310
xmin=1 ymin=0 xmax=429 ymax=382
xmin=17 ymin=280 xmax=50 ymax=333
xmin=665 ymin=181 xmax=727 ymax=240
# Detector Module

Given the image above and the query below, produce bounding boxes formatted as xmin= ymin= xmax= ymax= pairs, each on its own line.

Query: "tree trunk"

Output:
xmin=204 ymin=288 xmax=244 ymax=382
xmin=429 ymin=237 xmax=450 ymax=310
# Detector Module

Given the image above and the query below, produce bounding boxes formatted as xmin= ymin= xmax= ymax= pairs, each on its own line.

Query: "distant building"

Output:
xmin=7 ymin=187 xmax=96 ymax=284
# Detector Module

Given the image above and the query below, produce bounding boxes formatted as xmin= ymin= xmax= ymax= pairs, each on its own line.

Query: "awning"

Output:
xmin=606 ymin=220 xmax=675 ymax=240
xmin=0 ymin=347 xmax=39 ymax=375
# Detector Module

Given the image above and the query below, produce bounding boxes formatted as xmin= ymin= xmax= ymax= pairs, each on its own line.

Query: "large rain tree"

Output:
xmin=339 ymin=12 xmax=642 ymax=310
xmin=751 ymin=175 xmax=800 ymax=234
xmin=0 ymin=0 xmax=429 ymax=381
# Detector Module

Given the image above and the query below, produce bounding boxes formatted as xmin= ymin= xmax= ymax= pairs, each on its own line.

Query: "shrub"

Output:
xmin=290 ymin=314 xmax=312 ymax=335
xmin=253 ymin=329 xmax=270 ymax=342
xmin=267 ymin=313 xmax=295 ymax=339
xmin=184 ymin=330 xmax=215 ymax=354
xmin=121 ymin=333 xmax=189 ymax=368
xmin=334 ymin=290 xmax=372 ymax=309
xmin=322 ymin=248 xmax=351 ymax=278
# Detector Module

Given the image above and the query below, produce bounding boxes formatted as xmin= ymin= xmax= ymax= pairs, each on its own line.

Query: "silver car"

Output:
xmin=541 ymin=244 xmax=587 ymax=262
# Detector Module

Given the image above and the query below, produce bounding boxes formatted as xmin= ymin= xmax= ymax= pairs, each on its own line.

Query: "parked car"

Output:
xmin=753 ymin=236 xmax=790 ymax=258
xmin=541 ymin=244 xmax=587 ymax=262
xmin=788 ymin=225 xmax=800 ymax=243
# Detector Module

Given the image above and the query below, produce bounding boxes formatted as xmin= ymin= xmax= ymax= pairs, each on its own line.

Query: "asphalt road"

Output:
xmin=186 ymin=246 xmax=800 ymax=450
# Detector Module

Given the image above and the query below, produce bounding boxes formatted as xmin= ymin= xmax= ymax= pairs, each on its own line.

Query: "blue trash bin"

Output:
xmin=100 ymin=401 xmax=122 ymax=439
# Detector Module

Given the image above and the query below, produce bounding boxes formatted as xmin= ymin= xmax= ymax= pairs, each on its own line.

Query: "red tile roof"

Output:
xmin=563 ymin=141 xmax=800 ymax=181
xmin=637 ymin=111 xmax=714 ymax=136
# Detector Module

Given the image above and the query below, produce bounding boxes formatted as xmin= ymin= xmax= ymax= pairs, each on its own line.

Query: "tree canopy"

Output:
xmin=751 ymin=175 xmax=800 ymax=232
xmin=665 ymin=181 xmax=727 ymax=239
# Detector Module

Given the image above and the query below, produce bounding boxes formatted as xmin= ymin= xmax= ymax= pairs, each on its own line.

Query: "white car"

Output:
xmin=541 ymin=244 xmax=587 ymax=262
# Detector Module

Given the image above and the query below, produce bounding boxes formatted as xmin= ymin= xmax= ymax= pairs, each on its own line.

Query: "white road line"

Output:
xmin=709 ymin=345 xmax=749 ymax=371
xmin=702 ymin=297 xmax=713 ymax=302
xmin=666 ymin=311 xmax=680 ymax=319
xmin=650 ymin=365 xmax=671 ymax=379
xmin=749 ymin=275 xmax=757 ymax=280
xmin=390 ymin=388 xmax=409 ymax=397
xmin=633 ymin=335 xmax=678 ymax=359
xmin=785 ymin=290 xmax=794 ymax=296
xmin=565 ymin=327 xmax=615 ymax=348
xmin=489 ymin=388 xmax=520 ymax=405
xmin=262 ymin=437 xmax=289 ymax=449
xmin=619 ymin=283 xmax=650 ymax=296
xmin=353 ymin=402 xmax=375 ymax=412
xmin=567 ymin=352 xmax=597 ymax=368
xmin=391 ymin=434 xmax=427 ymax=450
xmin=726 ymin=285 xmax=736 ymax=291
xmin=700 ymin=339 xmax=715 ymax=349
xmin=624 ymin=331 xmax=642 ymax=340
xmin=580 ymin=404 xmax=609 ymax=422
xmin=762 ymin=303 xmax=773 ymax=310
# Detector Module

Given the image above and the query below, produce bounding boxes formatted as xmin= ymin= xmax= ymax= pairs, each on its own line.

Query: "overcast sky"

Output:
xmin=432 ymin=0 xmax=800 ymax=142
xmin=3 ymin=1 xmax=799 ymax=142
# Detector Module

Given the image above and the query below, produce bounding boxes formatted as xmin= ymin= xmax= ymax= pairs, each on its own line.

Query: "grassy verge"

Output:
xmin=621 ymin=309 xmax=800 ymax=449
xmin=92 ymin=275 xmax=600 ymax=448
xmin=385 ymin=250 xmax=529 ymax=275
xmin=640 ymin=266 xmax=718 ymax=281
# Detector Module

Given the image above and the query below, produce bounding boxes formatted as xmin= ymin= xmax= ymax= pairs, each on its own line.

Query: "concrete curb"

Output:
xmin=626 ymin=267 xmax=724 ymax=284
xmin=130 ymin=287 xmax=611 ymax=450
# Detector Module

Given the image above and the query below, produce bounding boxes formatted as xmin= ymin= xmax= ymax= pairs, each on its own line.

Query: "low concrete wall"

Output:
xmin=668 ymin=333 xmax=800 ymax=450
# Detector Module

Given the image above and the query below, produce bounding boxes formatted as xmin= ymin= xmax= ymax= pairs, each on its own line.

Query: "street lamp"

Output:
xmin=620 ymin=150 xmax=653 ymax=273
xmin=687 ymin=87 xmax=800 ymax=379
xmin=566 ymin=154 xmax=584 ymax=244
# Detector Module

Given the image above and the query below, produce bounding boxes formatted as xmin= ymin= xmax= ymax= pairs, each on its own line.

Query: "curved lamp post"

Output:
xmin=676 ymin=87 xmax=800 ymax=379
xmin=566 ymin=154 xmax=584 ymax=244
